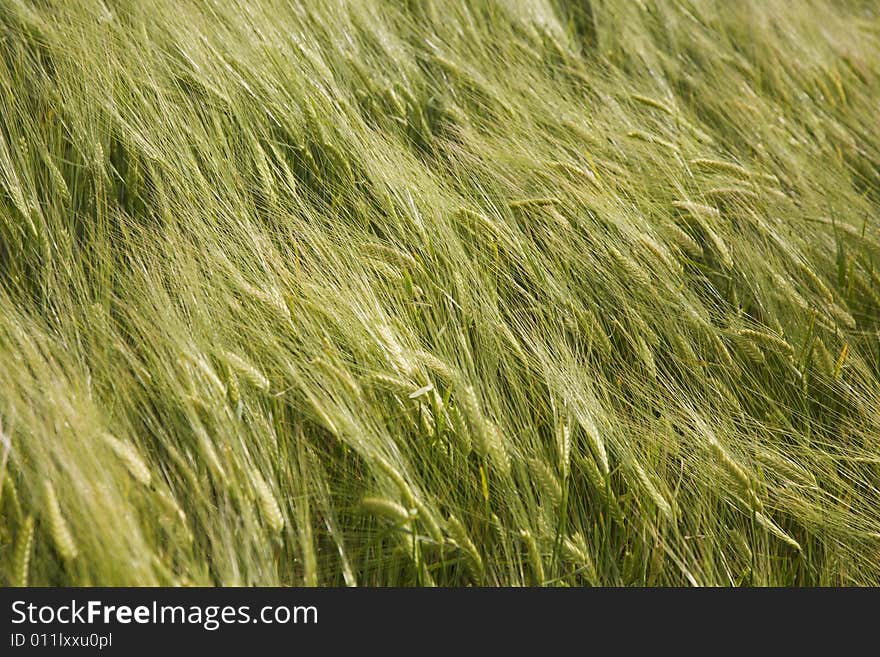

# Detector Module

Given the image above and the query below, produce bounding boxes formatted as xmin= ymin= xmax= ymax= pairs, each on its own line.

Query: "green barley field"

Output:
xmin=2 ymin=0 xmax=880 ymax=586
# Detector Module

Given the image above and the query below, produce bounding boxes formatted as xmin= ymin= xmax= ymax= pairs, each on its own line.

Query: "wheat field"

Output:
xmin=2 ymin=0 xmax=880 ymax=586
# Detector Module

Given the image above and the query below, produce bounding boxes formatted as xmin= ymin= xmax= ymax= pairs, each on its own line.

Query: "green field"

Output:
xmin=2 ymin=0 xmax=880 ymax=586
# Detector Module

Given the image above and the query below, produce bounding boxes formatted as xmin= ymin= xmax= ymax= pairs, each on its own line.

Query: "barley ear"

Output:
xmin=44 ymin=480 xmax=78 ymax=562
xmin=446 ymin=514 xmax=483 ymax=581
xmin=253 ymin=472 xmax=285 ymax=533
xmin=361 ymin=496 xmax=415 ymax=526
xmin=520 ymin=529 xmax=545 ymax=586
xmin=13 ymin=515 xmax=35 ymax=587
